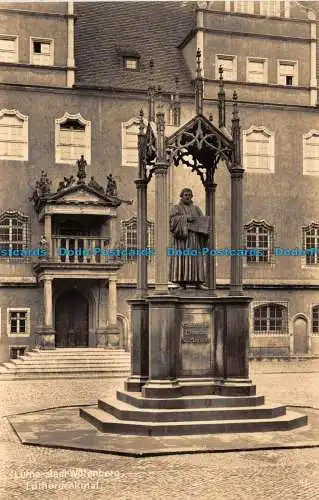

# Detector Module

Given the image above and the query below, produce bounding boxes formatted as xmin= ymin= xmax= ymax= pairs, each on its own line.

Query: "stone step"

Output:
xmin=8 ymin=359 xmax=130 ymax=366
xmin=117 ymin=390 xmax=265 ymax=409
xmin=24 ymin=352 xmax=130 ymax=358
xmin=98 ymin=397 xmax=286 ymax=422
xmin=0 ymin=366 xmax=130 ymax=373
xmin=80 ymin=407 xmax=307 ymax=436
xmin=4 ymin=364 xmax=130 ymax=373
xmin=28 ymin=347 xmax=129 ymax=354
xmin=0 ymin=372 xmax=129 ymax=380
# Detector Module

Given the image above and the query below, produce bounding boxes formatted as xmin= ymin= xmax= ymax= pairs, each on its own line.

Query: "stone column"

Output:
xmin=106 ymin=276 xmax=120 ymax=347
xmin=96 ymin=281 xmax=108 ymax=347
xmin=205 ymin=181 xmax=217 ymax=291
xmin=44 ymin=277 xmax=53 ymax=327
xmin=108 ymin=216 xmax=117 ymax=248
xmin=44 ymin=214 xmax=52 ymax=258
xmin=154 ymin=164 xmax=169 ymax=292
xmin=135 ymin=179 xmax=148 ymax=295
xmin=40 ymin=276 xmax=55 ymax=349
xmin=230 ymin=168 xmax=244 ymax=296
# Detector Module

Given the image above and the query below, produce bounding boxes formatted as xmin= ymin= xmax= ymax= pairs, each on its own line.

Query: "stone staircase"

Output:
xmin=0 ymin=348 xmax=131 ymax=380
xmin=81 ymin=387 xmax=307 ymax=436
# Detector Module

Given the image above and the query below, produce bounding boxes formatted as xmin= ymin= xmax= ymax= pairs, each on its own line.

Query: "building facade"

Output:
xmin=0 ymin=0 xmax=319 ymax=358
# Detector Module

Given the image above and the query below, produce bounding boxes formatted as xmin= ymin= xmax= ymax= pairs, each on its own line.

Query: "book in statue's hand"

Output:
xmin=188 ymin=216 xmax=211 ymax=235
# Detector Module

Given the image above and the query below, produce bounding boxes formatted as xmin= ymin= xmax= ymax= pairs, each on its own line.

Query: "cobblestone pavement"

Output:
xmin=0 ymin=360 xmax=318 ymax=500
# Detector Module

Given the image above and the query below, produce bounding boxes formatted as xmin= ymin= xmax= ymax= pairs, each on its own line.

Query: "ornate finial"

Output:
xmin=195 ymin=48 xmax=204 ymax=115
xmin=139 ymin=109 xmax=145 ymax=135
xmin=76 ymin=155 xmax=87 ymax=184
xmin=232 ymin=91 xmax=239 ymax=120
xmin=157 ymin=85 xmax=163 ymax=111
xmin=196 ymin=48 xmax=202 ymax=78
xmin=218 ymin=65 xmax=226 ymax=128
xmin=219 ymin=65 xmax=224 ymax=83
xmin=232 ymin=90 xmax=241 ymax=166
xmin=148 ymin=59 xmax=156 ymax=122
xmin=172 ymin=75 xmax=181 ymax=127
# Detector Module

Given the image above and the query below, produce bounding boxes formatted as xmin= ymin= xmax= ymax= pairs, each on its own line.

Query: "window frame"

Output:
xmin=215 ymin=54 xmax=237 ymax=81
xmin=0 ymin=109 xmax=28 ymax=161
xmin=243 ymin=125 xmax=275 ymax=173
xmin=260 ymin=1 xmax=281 ymax=17
xmin=252 ymin=302 xmax=288 ymax=335
xmin=302 ymin=223 xmax=319 ymax=266
xmin=246 ymin=57 xmax=268 ymax=84
xmin=7 ymin=308 xmax=30 ymax=337
xmin=0 ymin=34 xmax=18 ymax=63
xmin=277 ymin=60 xmax=298 ymax=86
xmin=30 ymin=37 xmax=54 ymax=66
xmin=233 ymin=1 xmax=255 ymax=14
xmin=120 ymin=217 xmax=154 ymax=262
xmin=303 ymin=130 xmax=319 ymax=176
xmin=244 ymin=220 xmax=274 ymax=265
xmin=312 ymin=305 xmax=319 ymax=335
xmin=55 ymin=112 xmax=91 ymax=165
xmin=123 ymin=57 xmax=139 ymax=71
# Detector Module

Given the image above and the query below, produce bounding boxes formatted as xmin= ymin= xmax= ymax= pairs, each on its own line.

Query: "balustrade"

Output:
xmin=51 ymin=236 xmax=117 ymax=264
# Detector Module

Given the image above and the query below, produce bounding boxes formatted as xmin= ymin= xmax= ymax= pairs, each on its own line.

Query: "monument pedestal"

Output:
xmin=80 ymin=292 xmax=307 ymax=435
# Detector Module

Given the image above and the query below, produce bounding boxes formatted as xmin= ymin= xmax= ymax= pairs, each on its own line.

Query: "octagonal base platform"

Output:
xmin=80 ymin=383 xmax=307 ymax=436
xmin=8 ymin=406 xmax=317 ymax=457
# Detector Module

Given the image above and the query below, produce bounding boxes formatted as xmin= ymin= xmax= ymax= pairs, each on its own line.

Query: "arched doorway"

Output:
xmin=55 ymin=289 xmax=89 ymax=347
xmin=293 ymin=316 xmax=308 ymax=354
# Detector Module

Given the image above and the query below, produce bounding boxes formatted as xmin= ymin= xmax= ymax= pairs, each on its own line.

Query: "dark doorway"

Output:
xmin=55 ymin=289 xmax=89 ymax=347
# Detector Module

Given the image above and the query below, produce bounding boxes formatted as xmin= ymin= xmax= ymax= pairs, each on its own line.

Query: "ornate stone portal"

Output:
xmin=81 ymin=51 xmax=307 ymax=436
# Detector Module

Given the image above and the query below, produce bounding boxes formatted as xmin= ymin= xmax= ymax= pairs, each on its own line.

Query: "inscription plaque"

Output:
xmin=181 ymin=323 xmax=210 ymax=344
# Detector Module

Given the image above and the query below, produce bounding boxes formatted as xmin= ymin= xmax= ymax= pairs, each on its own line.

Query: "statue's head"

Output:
xmin=180 ymin=188 xmax=193 ymax=205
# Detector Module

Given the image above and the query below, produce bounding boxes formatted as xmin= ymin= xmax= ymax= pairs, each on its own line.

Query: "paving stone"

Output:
xmin=0 ymin=361 xmax=318 ymax=499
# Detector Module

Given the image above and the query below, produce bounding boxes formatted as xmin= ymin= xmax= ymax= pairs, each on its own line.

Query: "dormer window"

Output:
xmin=123 ymin=57 xmax=139 ymax=71
xmin=117 ymin=46 xmax=140 ymax=71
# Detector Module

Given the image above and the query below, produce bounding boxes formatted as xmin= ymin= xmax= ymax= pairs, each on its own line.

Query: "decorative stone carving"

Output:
xmin=88 ymin=176 xmax=104 ymax=193
xmin=76 ymin=155 xmax=87 ymax=184
xmin=105 ymin=174 xmax=118 ymax=197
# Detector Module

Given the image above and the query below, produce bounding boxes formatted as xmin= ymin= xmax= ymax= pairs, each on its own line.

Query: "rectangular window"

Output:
xmin=55 ymin=115 xmax=91 ymax=165
xmin=233 ymin=1 xmax=255 ymax=14
xmin=30 ymin=38 xmax=53 ymax=66
xmin=216 ymin=55 xmax=237 ymax=81
xmin=123 ymin=57 xmax=139 ymax=70
xmin=247 ymin=58 xmax=267 ymax=83
xmin=278 ymin=61 xmax=297 ymax=86
xmin=246 ymin=225 xmax=272 ymax=263
xmin=0 ymin=35 xmax=18 ymax=63
xmin=243 ymin=127 xmax=274 ymax=173
xmin=0 ymin=113 xmax=27 ymax=160
xmin=260 ymin=1 xmax=281 ymax=16
xmin=7 ymin=309 xmax=30 ymax=336
xmin=303 ymin=132 xmax=319 ymax=175
xmin=304 ymin=227 xmax=319 ymax=265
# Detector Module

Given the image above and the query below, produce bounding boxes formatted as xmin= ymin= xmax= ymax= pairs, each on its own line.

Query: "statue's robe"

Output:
xmin=169 ymin=201 xmax=208 ymax=284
